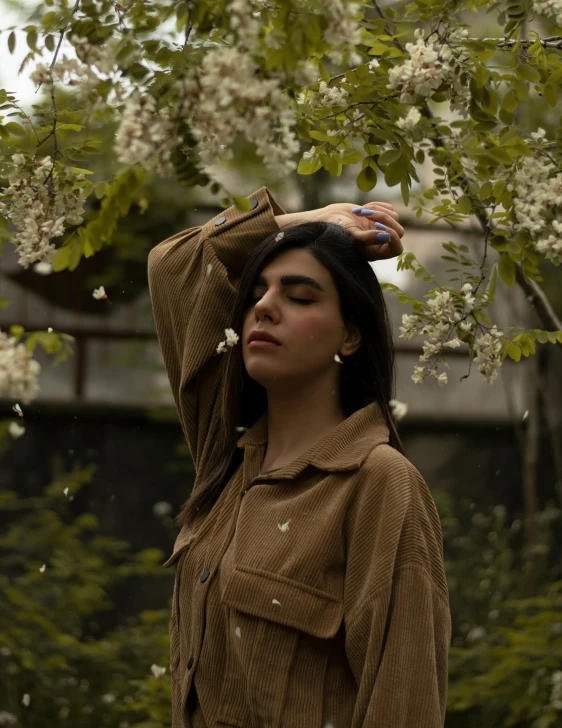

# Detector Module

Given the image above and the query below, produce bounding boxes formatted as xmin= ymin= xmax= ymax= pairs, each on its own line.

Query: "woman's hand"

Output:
xmin=316 ymin=202 xmax=404 ymax=262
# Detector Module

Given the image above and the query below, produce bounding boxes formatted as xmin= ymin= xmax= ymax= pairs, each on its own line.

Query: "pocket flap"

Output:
xmin=221 ymin=564 xmax=343 ymax=639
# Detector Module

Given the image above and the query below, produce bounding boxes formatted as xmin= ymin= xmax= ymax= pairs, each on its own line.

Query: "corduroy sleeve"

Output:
xmin=343 ymin=445 xmax=452 ymax=727
xmin=147 ymin=186 xmax=286 ymax=470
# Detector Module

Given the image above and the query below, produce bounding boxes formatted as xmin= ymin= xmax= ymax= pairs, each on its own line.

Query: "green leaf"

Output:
xmin=498 ymin=254 xmax=516 ymax=287
xmin=232 ymin=196 xmax=252 ymax=212
xmin=52 ymin=246 xmax=70 ymax=272
xmin=384 ymin=159 xmax=406 ymax=187
xmin=26 ymin=28 xmax=37 ymax=50
xmin=457 ymin=195 xmax=472 ymax=214
xmin=400 ymin=178 xmax=410 ymax=206
xmin=517 ymin=63 xmax=541 ymax=82
xmin=8 ymin=31 xmax=15 ymax=54
xmin=357 ymin=166 xmax=377 ymax=192
xmin=485 ymin=262 xmax=498 ymax=301
xmin=378 ymin=149 xmax=402 ymax=166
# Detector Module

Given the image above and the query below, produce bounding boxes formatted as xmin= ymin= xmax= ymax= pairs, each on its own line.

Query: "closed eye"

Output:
xmin=248 ymin=296 xmax=315 ymax=305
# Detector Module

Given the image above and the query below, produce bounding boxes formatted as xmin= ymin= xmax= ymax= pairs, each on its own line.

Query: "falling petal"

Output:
xmin=272 ymin=599 xmax=281 ymax=606
xmin=8 ymin=422 xmax=25 ymax=439
xmin=34 ymin=261 xmax=53 ymax=275
xmin=22 ymin=694 xmax=30 ymax=707
xmin=278 ymin=520 xmax=291 ymax=532
xmin=389 ymin=399 xmax=408 ymax=421
xmin=275 ymin=231 xmax=284 ymax=242
xmin=92 ymin=286 xmax=107 ymax=300
xmin=150 ymin=664 xmax=166 ymax=678
xmin=64 ymin=487 xmax=69 ymax=497
xmin=235 ymin=627 xmax=241 ymax=638
xmin=334 ymin=354 xmax=343 ymax=364
xmin=206 ymin=264 xmax=213 ymax=276
xmin=39 ymin=564 xmax=46 ymax=573
xmin=12 ymin=403 xmax=23 ymax=417
xmin=522 ymin=410 xmax=529 ymax=422
xmin=47 ymin=327 xmax=53 ymax=333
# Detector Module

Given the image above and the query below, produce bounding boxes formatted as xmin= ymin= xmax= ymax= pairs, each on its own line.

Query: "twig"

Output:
xmin=366 ymin=0 xmax=562 ymax=331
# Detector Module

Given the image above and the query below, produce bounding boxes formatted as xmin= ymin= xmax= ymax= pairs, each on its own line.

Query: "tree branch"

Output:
xmin=366 ymin=1 xmax=562 ymax=331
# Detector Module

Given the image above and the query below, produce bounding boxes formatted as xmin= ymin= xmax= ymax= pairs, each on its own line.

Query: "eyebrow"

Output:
xmin=253 ymin=274 xmax=325 ymax=293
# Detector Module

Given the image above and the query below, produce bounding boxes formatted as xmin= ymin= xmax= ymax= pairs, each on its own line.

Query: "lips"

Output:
xmin=248 ymin=330 xmax=281 ymax=345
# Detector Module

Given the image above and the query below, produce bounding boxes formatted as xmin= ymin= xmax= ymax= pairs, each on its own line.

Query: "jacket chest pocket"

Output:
xmin=217 ymin=565 xmax=343 ymax=728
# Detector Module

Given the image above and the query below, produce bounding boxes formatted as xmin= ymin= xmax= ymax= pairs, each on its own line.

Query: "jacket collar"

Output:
xmin=236 ymin=401 xmax=390 ymax=479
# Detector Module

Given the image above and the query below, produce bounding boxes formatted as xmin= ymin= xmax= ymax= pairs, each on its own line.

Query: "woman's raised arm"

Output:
xmin=147 ymin=187 xmax=289 ymax=473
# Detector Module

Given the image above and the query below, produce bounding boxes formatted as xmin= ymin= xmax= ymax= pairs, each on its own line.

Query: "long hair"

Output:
xmin=175 ymin=221 xmax=403 ymax=528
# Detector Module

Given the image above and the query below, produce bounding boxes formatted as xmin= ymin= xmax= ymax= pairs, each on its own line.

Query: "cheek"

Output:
xmin=293 ymin=306 xmax=342 ymax=348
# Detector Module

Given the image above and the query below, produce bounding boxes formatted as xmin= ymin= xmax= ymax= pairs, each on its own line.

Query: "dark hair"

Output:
xmin=175 ymin=221 xmax=403 ymax=528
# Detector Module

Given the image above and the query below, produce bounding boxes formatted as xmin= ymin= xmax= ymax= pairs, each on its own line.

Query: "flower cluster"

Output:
xmin=184 ymin=46 xmax=299 ymax=177
xmin=30 ymin=35 xmax=124 ymax=104
xmin=507 ymin=141 xmax=562 ymax=266
xmin=396 ymin=107 xmax=422 ymax=133
xmin=0 ymin=155 xmax=86 ymax=268
xmin=217 ymin=328 xmax=240 ymax=354
xmin=531 ymin=0 xmax=562 ymax=26
xmin=387 ymin=32 xmax=469 ymax=114
xmin=322 ymin=0 xmax=363 ymax=66
xmin=297 ymin=80 xmax=350 ymax=109
xmin=0 ymin=330 xmax=41 ymax=403
xmin=227 ymin=0 xmax=262 ymax=51
xmin=399 ymin=284 xmax=504 ymax=385
xmin=115 ymin=93 xmax=179 ymax=176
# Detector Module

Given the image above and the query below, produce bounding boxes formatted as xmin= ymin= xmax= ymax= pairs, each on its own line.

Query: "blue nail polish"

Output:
xmin=376 ymin=232 xmax=390 ymax=242
xmin=360 ymin=209 xmax=374 ymax=215
xmin=375 ymin=222 xmax=387 ymax=230
xmin=352 ymin=207 xmax=363 ymax=213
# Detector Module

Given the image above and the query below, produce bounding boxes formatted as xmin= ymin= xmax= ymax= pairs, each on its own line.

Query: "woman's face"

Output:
xmin=241 ymin=248 xmax=360 ymax=391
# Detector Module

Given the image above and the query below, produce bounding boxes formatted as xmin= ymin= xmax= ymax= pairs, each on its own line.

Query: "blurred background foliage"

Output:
xmin=1 ymin=450 xmax=562 ymax=726
xmin=1 ymin=1 xmax=562 ymax=726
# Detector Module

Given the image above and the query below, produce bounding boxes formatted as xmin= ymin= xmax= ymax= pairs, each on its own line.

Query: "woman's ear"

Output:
xmin=340 ymin=320 xmax=362 ymax=357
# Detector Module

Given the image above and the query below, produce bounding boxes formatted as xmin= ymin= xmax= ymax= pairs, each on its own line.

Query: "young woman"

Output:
xmin=148 ymin=186 xmax=451 ymax=728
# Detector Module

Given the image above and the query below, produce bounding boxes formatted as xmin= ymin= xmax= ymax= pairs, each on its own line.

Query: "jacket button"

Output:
xmin=200 ymin=569 xmax=210 ymax=583
xmin=187 ymin=656 xmax=194 ymax=670
xmin=214 ymin=216 xmax=226 ymax=226
xmin=250 ymin=199 xmax=258 ymax=209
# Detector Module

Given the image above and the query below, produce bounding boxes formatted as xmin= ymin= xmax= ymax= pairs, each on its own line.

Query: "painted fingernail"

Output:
xmin=375 ymin=222 xmax=387 ymax=230
xmin=352 ymin=207 xmax=363 ymax=213
xmin=376 ymin=232 xmax=390 ymax=242
xmin=360 ymin=209 xmax=374 ymax=215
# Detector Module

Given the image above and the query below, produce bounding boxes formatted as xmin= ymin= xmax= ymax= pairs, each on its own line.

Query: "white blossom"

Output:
xmin=184 ymin=46 xmax=299 ymax=177
xmin=0 ymin=712 xmax=16 ymax=726
xmin=389 ymin=399 xmax=408 ymax=421
xmin=8 ymin=422 xmax=25 ymax=439
xmin=0 ymin=156 xmax=86 ymax=269
xmin=387 ymin=37 xmax=469 ymax=114
xmin=507 ymin=151 xmax=562 ymax=265
xmin=115 ymin=93 xmax=178 ymax=176
xmin=472 ymin=326 xmax=504 ymax=384
xmin=34 ymin=261 xmax=53 ymax=275
xmin=225 ymin=328 xmax=239 ymax=347
xmin=0 ymin=331 xmax=41 ymax=403
xmin=150 ymin=664 xmax=166 ymax=678
xmin=531 ymin=0 xmax=562 ymax=26
xmin=102 ymin=693 xmax=116 ymax=704
xmin=396 ymin=107 xmax=422 ymax=132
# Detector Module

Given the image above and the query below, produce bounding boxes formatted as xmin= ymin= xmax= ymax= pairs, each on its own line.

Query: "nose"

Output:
xmin=254 ymin=290 xmax=278 ymax=322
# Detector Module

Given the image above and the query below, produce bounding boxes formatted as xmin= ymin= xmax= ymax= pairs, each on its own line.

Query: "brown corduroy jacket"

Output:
xmin=147 ymin=186 xmax=452 ymax=728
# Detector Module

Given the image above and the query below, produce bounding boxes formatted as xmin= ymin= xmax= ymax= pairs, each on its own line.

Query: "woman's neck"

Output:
xmin=261 ymin=374 xmax=345 ymax=472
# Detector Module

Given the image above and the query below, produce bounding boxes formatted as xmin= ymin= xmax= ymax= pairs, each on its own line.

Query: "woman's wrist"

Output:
xmin=274 ymin=209 xmax=323 ymax=229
